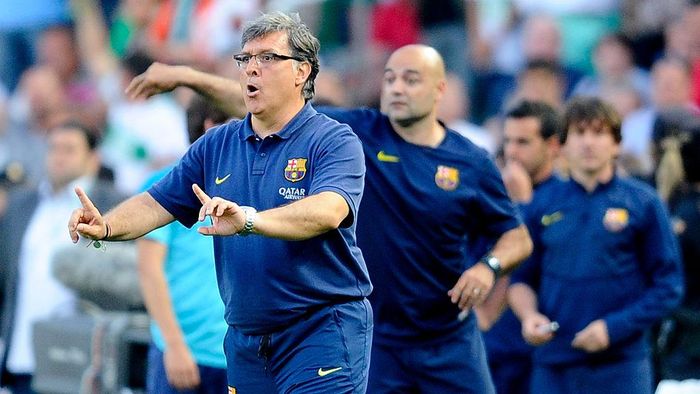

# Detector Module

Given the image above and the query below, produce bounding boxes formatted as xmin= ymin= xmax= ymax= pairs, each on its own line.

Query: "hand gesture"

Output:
xmin=68 ymin=187 xmax=107 ymax=242
xmin=164 ymin=342 xmax=201 ymax=390
xmin=448 ymin=262 xmax=496 ymax=312
xmin=501 ymin=160 xmax=533 ymax=203
xmin=521 ymin=312 xmax=556 ymax=346
xmin=192 ymin=184 xmax=246 ymax=236
xmin=572 ymin=319 xmax=610 ymax=353
xmin=125 ymin=62 xmax=186 ymax=100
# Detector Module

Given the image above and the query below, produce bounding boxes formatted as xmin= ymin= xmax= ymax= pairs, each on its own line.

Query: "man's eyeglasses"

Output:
xmin=233 ymin=52 xmax=305 ymax=68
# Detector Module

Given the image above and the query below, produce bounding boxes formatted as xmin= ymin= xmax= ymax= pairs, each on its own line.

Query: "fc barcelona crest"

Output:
xmin=284 ymin=158 xmax=307 ymax=182
xmin=435 ymin=165 xmax=459 ymax=191
xmin=603 ymin=208 xmax=629 ymax=232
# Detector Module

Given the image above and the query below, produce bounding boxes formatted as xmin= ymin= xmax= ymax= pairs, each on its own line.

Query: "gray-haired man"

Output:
xmin=69 ymin=12 xmax=372 ymax=393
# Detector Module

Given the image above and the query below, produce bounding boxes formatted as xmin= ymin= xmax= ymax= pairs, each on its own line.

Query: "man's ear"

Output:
xmin=295 ymin=62 xmax=312 ymax=87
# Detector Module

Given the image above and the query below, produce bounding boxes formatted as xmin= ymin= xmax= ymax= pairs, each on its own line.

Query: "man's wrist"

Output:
xmin=479 ymin=254 xmax=502 ymax=278
xmin=238 ymin=207 xmax=258 ymax=236
xmin=101 ymin=222 xmax=112 ymax=240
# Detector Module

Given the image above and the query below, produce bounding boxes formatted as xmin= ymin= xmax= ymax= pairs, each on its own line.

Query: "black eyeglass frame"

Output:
xmin=233 ymin=52 xmax=306 ymax=68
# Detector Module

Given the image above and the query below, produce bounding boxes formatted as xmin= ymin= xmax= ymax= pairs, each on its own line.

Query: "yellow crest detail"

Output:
xmin=284 ymin=158 xmax=307 ymax=182
xmin=603 ymin=208 xmax=629 ymax=232
xmin=377 ymin=150 xmax=400 ymax=163
xmin=541 ymin=211 xmax=563 ymax=226
xmin=435 ymin=165 xmax=460 ymax=191
xmin=228 ymin=387 xmax=237 ymax=394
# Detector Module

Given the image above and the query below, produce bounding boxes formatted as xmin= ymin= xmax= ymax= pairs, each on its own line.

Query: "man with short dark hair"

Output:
xmin=509 ymin=97 xmax=684 ymax=394
xmin=0 ymin=121 xmax=122 ymax=393
xmin=482 ymin=99 xmax=562 ymax=394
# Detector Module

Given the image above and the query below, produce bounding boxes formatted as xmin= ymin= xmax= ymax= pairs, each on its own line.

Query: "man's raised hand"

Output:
xmin=68 ymin=187 xmax=106 ymax=242
xmin=192 ymin=184 xmax=246 ymax=236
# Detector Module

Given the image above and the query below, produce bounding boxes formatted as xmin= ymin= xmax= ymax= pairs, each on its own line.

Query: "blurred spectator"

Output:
xmin=475 ymin=14 xmax=581 ymax=124
xmin=663 ymin=17 xmax=691 ymax=61
xmin=599 ymin=80 xmax=643 ymax=120
xmin=134 ymin=0 xmax=261 ymax=70
xmin=72 ymin=0 xmax=189 ymax=194
xmin=512 ymin=0 xmax=621 ymax=74
xmin=137 ymin=95 xmax=229 ymax=392
xmin=438 ymin=73 xmax=496 ymax=154
xmin=88 ymin=0 xmax=160 ymax=58
xmin=511 ymin=60 xmax=566 ymax=110
xmin=652 ymin=108 xmax=700 ymax=201
xmin=0 ymin=121 xmax=124 ymax=393
xmin=0 ymin=162 xmax=26 ymax=219
xmin=620 ymin=0 xmax=686 ymax=69
xmin=573 ymin=33 xmax=651 ymax=105
xmin=685 ymin=1 xmax=700 ymax=109
xmin=653 ymin=110 xmax=700 ymax=382
xmin=418 ymin=0 xmax=479 ymax=84
xmin=35 ymin=24 xmax=106 ymax=129
xmin=370 ymin=0 xmax=419 ymax=52
xmin=4 ymin=66 xmax=70 ymax=185
xmin=481 ymin=60 xmax=566 ymax=152
xmin=313 ymin=69 xmax=351 ymax=108
xmin=621 ymin=57 xmax=697 ymax=178
xmin=0 ymin=0 xmax=70 ymax=92
xmin=102 ymin=51 xmax=189 ymax=194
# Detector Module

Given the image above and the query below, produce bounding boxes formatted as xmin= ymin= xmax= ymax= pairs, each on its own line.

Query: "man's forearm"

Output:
xmin=489 ymin=224 xmax=533 ymax=273
xmin=253 ymin=192 xmax=350 ymax=241
xmin=104 ymin=192 xmax=175 ymax=241
xmin=508 ymin=283 xmax=539 ymax=322
xmin=137 ymin=239 xmax=187 ymax=348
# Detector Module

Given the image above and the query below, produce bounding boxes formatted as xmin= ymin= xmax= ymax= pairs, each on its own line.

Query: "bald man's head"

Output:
xmin=381 ymin=45 xmax=447 ymax=127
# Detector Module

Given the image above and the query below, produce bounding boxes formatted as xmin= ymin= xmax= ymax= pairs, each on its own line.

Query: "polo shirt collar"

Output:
xmin=570 ymin=172 xmax=618 ymax=194
xmin=240 ymin=101 xmax=317 ymax=141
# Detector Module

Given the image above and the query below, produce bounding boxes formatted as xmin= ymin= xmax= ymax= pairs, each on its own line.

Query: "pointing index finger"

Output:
xmin=75 ymin=187 xmax=97 ymax=211
xmin=192 ymin=184 xmax=211 ymax=204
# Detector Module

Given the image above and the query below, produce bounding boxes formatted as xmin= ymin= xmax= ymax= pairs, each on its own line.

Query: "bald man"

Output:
xmin=320 ymin=44 xmax=531 ymax=393
xmin=126 ymin=44 xmax=532 ymax=393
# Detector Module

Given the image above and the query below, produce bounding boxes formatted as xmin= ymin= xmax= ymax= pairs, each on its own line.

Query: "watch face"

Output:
xmin=487 ymin=256 xmax=501 ymax=271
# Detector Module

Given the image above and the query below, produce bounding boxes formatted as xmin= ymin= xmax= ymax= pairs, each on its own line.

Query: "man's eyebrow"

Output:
xmin=240 ymin=48 xmax=278 ymax=54
xmin=383 ymin=68 xmax=421 ymax=76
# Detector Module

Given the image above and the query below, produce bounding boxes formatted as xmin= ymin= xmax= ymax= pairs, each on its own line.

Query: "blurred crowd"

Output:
xmin=0 ymin=0 xmax=700 ymax=392
xmin=0 ymin=0 xmax=699 ymax=197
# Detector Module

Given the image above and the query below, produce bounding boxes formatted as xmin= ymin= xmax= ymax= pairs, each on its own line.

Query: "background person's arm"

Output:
xmin=137 ymin=238 xmax=200 ymax=389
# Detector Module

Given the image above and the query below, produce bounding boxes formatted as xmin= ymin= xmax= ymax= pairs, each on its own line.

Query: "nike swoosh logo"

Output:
xmin=377 ymin=150 xmax=400 ymax=163
xmin=215 ymin=174 xmax=231 ymax=185
xmin=317 ymin=367 xmax=342 ymax=377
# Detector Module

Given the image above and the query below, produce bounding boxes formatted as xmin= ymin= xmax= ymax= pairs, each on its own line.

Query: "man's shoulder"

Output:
xmin=613 ymin=176 xmax=660 ymax=203
xmin=444 ymin=127 xmax=491 ymax=158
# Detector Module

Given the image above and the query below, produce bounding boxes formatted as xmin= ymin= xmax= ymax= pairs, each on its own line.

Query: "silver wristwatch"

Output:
xmin=480 ymin=254 xmax=502 ymax=277
xmin=238 ymin=206 xmax=257 ymax=236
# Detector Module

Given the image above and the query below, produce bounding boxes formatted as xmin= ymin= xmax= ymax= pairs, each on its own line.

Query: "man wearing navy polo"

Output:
xmin=124 ymin=44 xmax=533 ymax=393
xmin=509 ymin=97 xmax=684 ymax=394
xmin=318 ymin=45 xmax=533 ymax=393
xmin=68 ymin=12 xmax=372 ymax=394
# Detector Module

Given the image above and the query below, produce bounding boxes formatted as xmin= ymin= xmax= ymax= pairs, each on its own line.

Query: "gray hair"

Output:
xmin=241 ymin=12 xmax=320 ymax=100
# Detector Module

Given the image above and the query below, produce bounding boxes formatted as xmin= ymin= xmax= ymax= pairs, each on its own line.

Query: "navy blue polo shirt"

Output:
xmin=484 ymin=175 xmax=564 ymax=363
xmin=148 ymin=102 xmax=372 ymax=335
xmin=512 ymin=175 xmax=684 ymax=365
xmin=320 ymin=107 xmax=522 ymax=346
